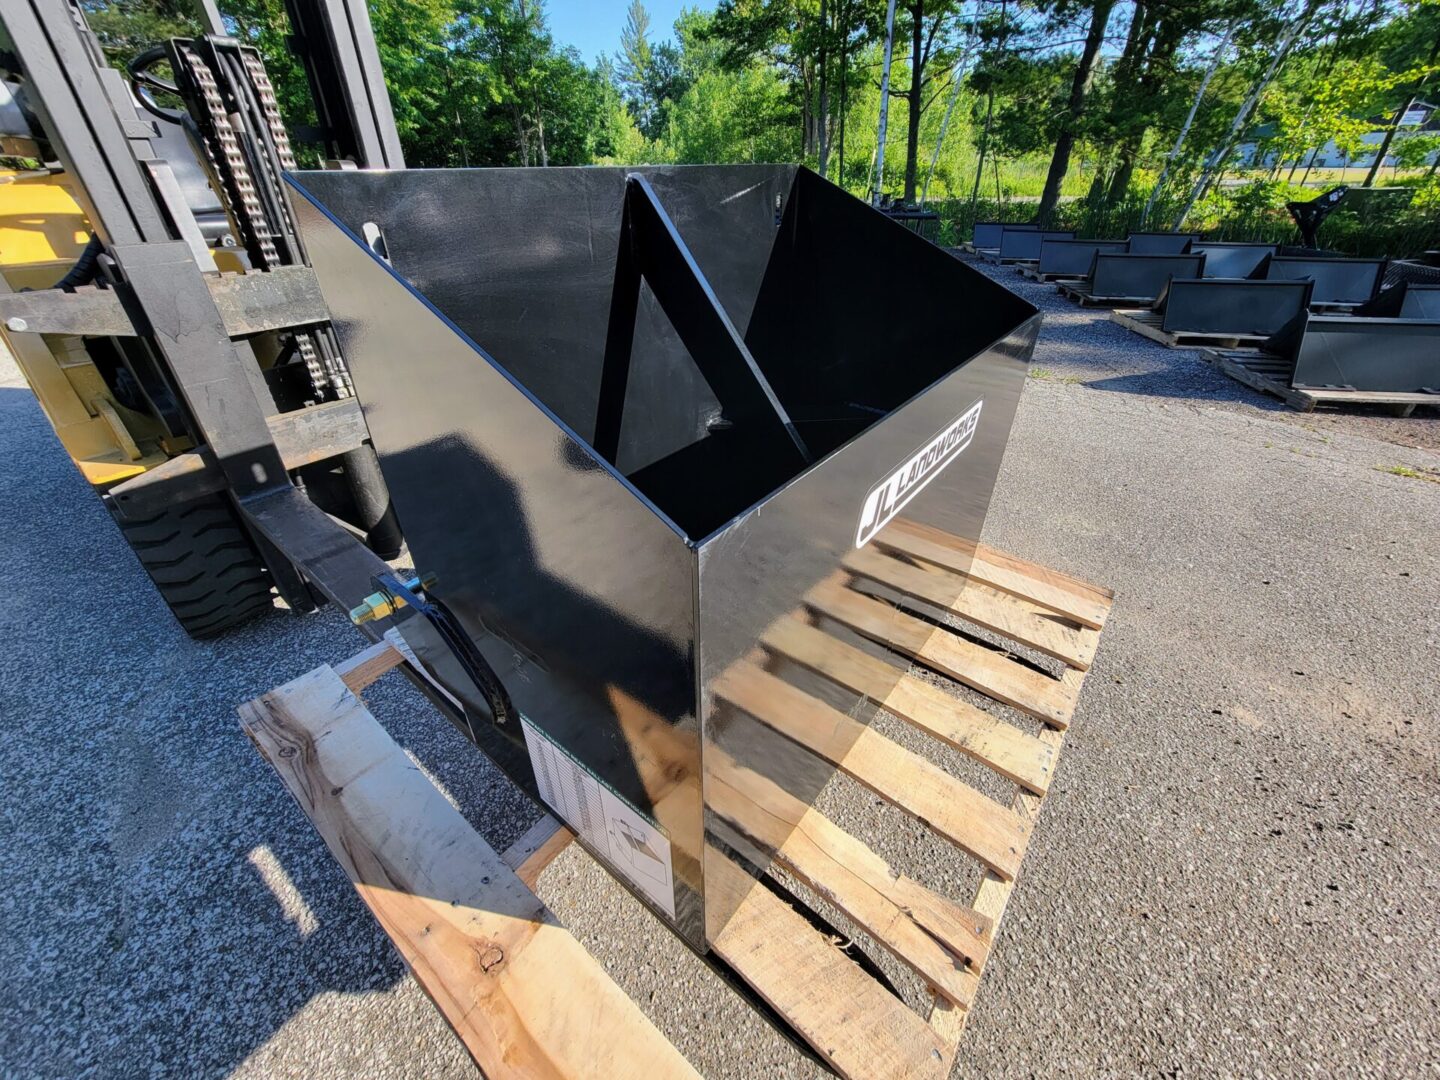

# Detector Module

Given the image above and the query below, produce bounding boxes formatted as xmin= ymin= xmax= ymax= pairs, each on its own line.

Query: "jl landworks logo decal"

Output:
xmin=855 ymin=399 xmax=983 ymax=548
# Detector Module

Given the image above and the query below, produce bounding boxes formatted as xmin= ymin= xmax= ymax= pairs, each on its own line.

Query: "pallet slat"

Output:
xmin=1110 ymin=308 xmax=1266 ymax=350
xmin=239 ymin=667 xmax=697 ymax=1080
xmin=878 ymin=518 xmax=1111 ymax=630
xmin=806 ymin=578 xmax=1078 ymax=729
xmin=763 ymin=615 xmax=1056 ymax=800
xmin=707 ymin=850 xmax=952 ymax=1080
xmin=925 ymin=665 xmax=1082 ymax=1039
xmin=846 ymin=545 xmax=1097 ymax=670
xmin=715 ymin=659 xmax=1035 ymax=876
xmin=242 ymin=524 xmax=1116 ymax=1080
xmin=706 ymin=743 xmax=990 ymax=1005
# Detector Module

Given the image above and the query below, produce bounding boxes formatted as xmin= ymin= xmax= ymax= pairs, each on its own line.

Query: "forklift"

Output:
xmin=0 ymin=0 xmax=405 ymax=637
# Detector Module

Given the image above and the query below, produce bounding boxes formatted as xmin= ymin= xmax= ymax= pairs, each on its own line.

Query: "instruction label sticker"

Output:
xmin=520 ymin=717 xmax=677 ymax=920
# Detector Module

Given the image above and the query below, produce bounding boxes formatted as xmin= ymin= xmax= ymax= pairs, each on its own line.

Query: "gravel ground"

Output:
xmin=1 ymin=263 xmax=1437 ymax=1079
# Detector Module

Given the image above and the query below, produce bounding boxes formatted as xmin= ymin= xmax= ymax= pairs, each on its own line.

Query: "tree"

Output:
xmin=1174 ymin=0 xmax=1323 ymax=229
xmin=1034 ymin=0 xmax=1117 ymax=224
xmin=886 ymin=1 xmax=964 ymax=201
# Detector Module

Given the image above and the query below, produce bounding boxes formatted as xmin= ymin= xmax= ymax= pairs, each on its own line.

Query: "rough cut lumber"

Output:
xmin=845 ymin=545 xmax=1097 ymax=670
xmin=718 ymin=648 xmax=1049 ymax=810
xmin=502 ymin=816 xmax=575 ymax=891
xmin=334 ymin=639 xmax=404 ymax=693
xmin=706 ymin=741 xmax=991 ymax=1004
xmin=879 ymin=518 xmax=1112 ymax=630
xmin=707 ymin=849 xmax=952 ymax=1080
xmin=806 ymin=578 xmax=1078 ymax=729
xmin=239 ymin=667 xmax=698 ymax=1080
xmin=760 ymin=617 xmax=1055 ymax=800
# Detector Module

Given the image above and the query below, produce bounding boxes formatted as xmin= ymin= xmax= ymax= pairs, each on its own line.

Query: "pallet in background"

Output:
xmin=1018 ymin=266 xmax=1083 ymax=283
xmin=1111 ymin=309 xmax=1268 ymax=350
xmin=1055 ymin=280 xmax=1151 ymax=308
xmin=979 ymin=251 xmax=1036 ymax=267
xmin=1200 ymin=348 xmax=1439 ymax=415
xmin=239 ymin=520 xmax=1114 ymax=1080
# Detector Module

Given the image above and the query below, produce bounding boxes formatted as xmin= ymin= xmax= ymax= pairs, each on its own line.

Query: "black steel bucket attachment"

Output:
xmin=1153 ymin=278 xmax=1313 ymax=337
xmin=1253 ymin=255 xmax=1386 ymax=305
xmin=1089 ymin=252 xmax=1207 ymax=302
xmin=1126 ymin=231 xmax=1199 ymax=254
xmin=1037 ymin=238 xmax=1127 ymax=278
xmin=998 ymin=228 xmax=1075 ymax=261
xmin=1355 ymin=281 xmax=1440 ymax=319
xmin=1263 ymin=312 xmax=1440 ymax=392
xmin=1190 ymin=241 xmax=1278 ymax=279
xmin=286 ymin=164 xmax=1040 ymax=950
xmin=972 ymin=220 xmax=1036 ymax=249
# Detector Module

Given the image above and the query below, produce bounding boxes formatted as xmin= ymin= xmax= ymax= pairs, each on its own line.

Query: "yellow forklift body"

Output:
xmin=0 ymin=168 xmax=168 ymax=485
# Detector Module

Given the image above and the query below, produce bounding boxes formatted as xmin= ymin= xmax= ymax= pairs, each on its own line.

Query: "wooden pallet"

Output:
xmin=1054 ymin=280 xmax=1153 ymax=308
xmin=1110 ymin=309 xmax=1268 ymax=350
xmin=239 ymin=520 xmax=1114 ymax=1080
xmin=979 ymin=251 xmax=1036 ymax=266
xmin=1201 ymin=347 xmax=1440 ymax=415
xmin=1018 ymin=265 xmax=1084 ymax=283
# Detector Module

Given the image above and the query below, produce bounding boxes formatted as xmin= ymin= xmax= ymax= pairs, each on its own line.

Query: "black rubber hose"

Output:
xmin=53 ymin=233 xmax=104 ymax=291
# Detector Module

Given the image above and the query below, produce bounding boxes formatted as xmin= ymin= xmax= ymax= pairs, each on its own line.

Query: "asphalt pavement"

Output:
xmin=1 ymin=261 xmax=1436 ymax=1078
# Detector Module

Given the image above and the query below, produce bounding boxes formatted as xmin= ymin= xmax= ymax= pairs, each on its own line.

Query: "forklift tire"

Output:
xmin=110 ymin=492 xmax=275 ymax=639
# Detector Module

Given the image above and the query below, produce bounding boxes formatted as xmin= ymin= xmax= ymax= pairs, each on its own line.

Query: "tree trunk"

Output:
xmin=922 ymin=40 xmax=974 ymax=205
xmin=818 ymin=0 xmax=831 ymax=178
xmin=1141 ymin=18 xmax=1234 ymax=226
xmin=1364 ymin=95 xmax=1415 ymax=187
xmin=873 ymin=0 xmax=898 ymax=203
xmin=1035 ymin=0 xmax=1115 ymax=225
xmin=1174 ymin=3 xmax=1316 ymax=230
xmin=969 ymin=89 xmax=994 ymax=210
xmin=903 ymin=2 xmax=925 ymax=202
xmin=1365 ymin=31 xmax=1439 ymax=186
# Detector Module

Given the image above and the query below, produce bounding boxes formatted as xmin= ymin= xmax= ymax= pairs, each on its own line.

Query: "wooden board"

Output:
xmin=239 ymin=526 xmax=1116 ymax=1080
xmin=239 ymin=666 xmax=698 ymax=1080
xmin=1055 ymin=280 xmax=1153 ymax=307
xmin=1110 ymin=308 xmax=1268 ymax=350
xmin=875 ymin=517 xmax=1112 ymax=631
xmin=844 ymin=543 xmax=1097 ymax=670
xmin=1201 ymin=347 xmax=1440 ymax=414
xmin=1018 ymin=266 xmax=1084 ymax=283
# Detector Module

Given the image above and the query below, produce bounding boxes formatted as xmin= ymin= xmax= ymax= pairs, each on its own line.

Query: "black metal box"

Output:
xmin=288 ymin=165 xmax=1039 ymax=948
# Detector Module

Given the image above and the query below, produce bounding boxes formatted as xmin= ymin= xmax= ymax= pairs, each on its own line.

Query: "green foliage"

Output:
xmin=68 ymin=0 xmax=1440 ymax=259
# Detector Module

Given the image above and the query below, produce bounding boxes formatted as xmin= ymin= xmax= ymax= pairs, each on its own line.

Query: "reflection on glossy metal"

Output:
xmin=1266 ymin=313 xmax=1440 ymax=392
xmin=1190 ymin=242 xmax=1278 ymax=279
xmin=287 ymin=165 xmax=1038 ymax=949
xmin=1090 ymin=252 xmax=1207 ymax=301
xmin=1126 ymin=232 xmax=1199 ymax=254
xmin=1256 ymin=255 xmax=1386 ymax=304
xmin=971 ymin=221 xmax=1036 ymax=249
xmin=1355 ymin=281 xmax=1440 ymax=319
xmin=998 ymin=228 xmax=1075 ymax=261
xmin=1155 ymin=278 xmax=1313 ymax=336
xmin=1037 ymin=239 xmax=1127 ymax=278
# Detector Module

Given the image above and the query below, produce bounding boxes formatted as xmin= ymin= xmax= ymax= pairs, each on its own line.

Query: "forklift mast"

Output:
xmin=0 ymin=0 xmax=406 ymax=633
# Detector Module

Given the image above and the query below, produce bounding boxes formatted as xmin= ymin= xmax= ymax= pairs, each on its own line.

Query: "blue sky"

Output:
xmin=547 ymin=1 xmax=713 ymax=66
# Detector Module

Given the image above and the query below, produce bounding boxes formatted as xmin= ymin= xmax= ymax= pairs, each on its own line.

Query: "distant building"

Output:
xmin=1236 ymin=101 xmax=1440 ymax=169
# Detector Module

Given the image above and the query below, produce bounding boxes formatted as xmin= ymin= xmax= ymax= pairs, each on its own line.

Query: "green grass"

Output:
xmin=1028 ymin=367 xmax=1084 ymax=384
xmin=1377 ymin=465 xmax=1440 ymax=483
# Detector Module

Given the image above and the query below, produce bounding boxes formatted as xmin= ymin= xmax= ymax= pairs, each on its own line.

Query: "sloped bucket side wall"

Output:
xmin=288 ymin=176 xmax=709 ymax=943
xmin=699 ymin=169 xmax=1039 ymax=941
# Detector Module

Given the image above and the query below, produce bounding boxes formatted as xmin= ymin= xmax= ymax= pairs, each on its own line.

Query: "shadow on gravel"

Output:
xmin=1079 ymin=369 xmax=1287 ymax=408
